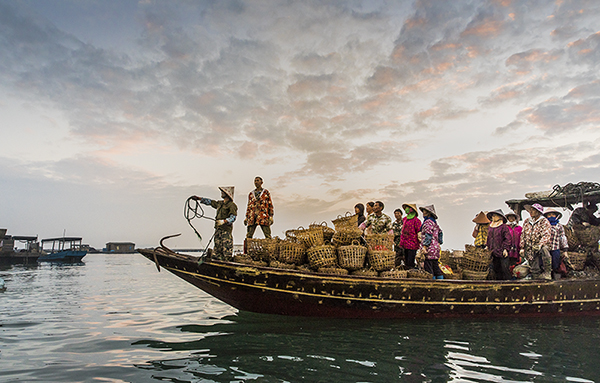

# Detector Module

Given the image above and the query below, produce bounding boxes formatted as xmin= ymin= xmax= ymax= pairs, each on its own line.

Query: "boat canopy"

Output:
xmin=505 ymin=181 xmax=600 ymax=218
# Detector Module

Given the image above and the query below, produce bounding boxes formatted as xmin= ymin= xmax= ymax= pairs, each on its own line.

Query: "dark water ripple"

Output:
xmin=1 ymin=254 xmax=599 ymax=382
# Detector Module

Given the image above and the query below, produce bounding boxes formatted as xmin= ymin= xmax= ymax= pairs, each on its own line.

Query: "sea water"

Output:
xmin=1 ymin=254 xmax=599 ymax=382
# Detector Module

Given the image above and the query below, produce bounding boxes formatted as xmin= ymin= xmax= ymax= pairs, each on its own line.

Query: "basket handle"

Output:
xmin=351 ymin=239 xmax=361 ymax=246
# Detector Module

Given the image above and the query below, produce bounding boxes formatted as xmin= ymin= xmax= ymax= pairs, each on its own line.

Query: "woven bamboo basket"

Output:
xmin=331 ymin=228 xmax=362 ymax=247
xmin=310 ymin=221 xmax=335 ymax=242
xmin=337 ymin=241 xmax=367 ymax=270
xmin=246 ymin=238 xmax=279 ymax=261
xmin=351 ymin=268 xmax=379 ymax=277
xmin=379 ymin=269 xmax=408 ymax=279
xmin=564 ymin=226 xmax=580 ymax=249
xmin=364 ymin=233 xmax=394 ymax=252
xmin=568 ymin=251 xmax=587 ymax=271
xmin=407 ymin=269 xmax=432 ymax=279
xmin=332 ymin=212 xmax=358 ymax=231
xmin=284 ymin=228 xmax=303 ymax=244
xmin=307 ymin=245 xmax=337 ymax=269
xmin=278 ymin=240 xmax=306 ymax=265
xmin=462 ymin=245 xmax=491 ymax=272
xmin=318 ymin=267 xmax=349 ymax=275
xmin=293 ymin=226 xmax=325 ymax=248
xmin=367 ymin=250 xmax=395 ymax=271
xmin=462 ymin=269 xmax=489 ymax=280
xmin=269 ymin=260 xmax=296 ymax=269
xmin=574 ymin=225 xmax=600 ymax=247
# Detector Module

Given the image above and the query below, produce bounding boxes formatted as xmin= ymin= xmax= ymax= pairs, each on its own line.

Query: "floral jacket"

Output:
xmin=420 ymin=218 xmax=442 ymax=260
xmin=520 ymin=216 xmax=551 ymax=254
xmin=399 ymin=216 xmax=422 ymax=250
xmin=245 ymin=188 xmax=274 ymax=226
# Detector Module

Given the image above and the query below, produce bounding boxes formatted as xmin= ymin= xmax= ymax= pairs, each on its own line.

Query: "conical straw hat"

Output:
xmin=218 ymin=186 xmax=235 ymax=200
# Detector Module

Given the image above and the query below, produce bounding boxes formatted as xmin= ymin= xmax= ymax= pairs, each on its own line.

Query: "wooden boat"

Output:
xmin=139 ymin=182 xmax=600 ymax=318
xmin=138 ymin=246 xmax=600 ymax=318
xmin=38 ymin=237 xmax=87 ymax=262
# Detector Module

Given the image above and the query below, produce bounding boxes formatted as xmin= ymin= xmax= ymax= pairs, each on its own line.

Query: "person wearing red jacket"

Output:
xmin=244 ymin=176 xmax=274 ymax=239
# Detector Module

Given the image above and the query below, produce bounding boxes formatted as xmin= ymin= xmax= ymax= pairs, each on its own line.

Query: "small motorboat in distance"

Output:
xmin=38 ymin=237 xmax=87 ymax=262
xmin=0 ymin=277 xmax=6 ymax=291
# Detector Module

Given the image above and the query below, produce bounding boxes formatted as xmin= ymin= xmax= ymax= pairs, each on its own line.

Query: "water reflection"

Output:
xmin=131 ymin=313 xmax=600 ymax=382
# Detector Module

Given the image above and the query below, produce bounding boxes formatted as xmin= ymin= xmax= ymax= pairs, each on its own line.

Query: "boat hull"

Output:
xmin=38 ymin=250 xmax=87 ymax=262
xmin=139 ymin=248 xmax=600 ymax=318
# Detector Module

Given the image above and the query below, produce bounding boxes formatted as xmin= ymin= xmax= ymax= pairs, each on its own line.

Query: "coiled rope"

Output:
xmin=184 ymin=196 xmax=215 ymax=242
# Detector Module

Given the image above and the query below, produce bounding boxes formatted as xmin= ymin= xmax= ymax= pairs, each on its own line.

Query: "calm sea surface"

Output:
xmin=1 ymin=253 xmax=599 ymax=383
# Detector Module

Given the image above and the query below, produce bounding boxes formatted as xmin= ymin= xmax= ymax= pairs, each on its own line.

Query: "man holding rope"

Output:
xmin=191 ymin=186 xmax=237 ymax=260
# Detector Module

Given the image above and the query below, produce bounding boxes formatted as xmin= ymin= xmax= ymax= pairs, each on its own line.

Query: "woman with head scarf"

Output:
xmin=399 ymin=203 xmax=421 ymax=269
xmin=419 ymin=205 xmax=444 ymax=280
xmin=486 ymin=209 xmax=512 ymax=280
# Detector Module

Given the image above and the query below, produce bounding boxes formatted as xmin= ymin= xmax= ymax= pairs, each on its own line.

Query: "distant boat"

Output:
xmin=0 ymin=277 xmax=5 ymax=291
xmin=38 ymin=237 xmax=87 ymax=262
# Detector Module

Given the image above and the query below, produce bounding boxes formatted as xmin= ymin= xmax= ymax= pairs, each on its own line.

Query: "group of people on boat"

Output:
xmin=354 ymin=201 xmax=445 ymax=279
xmin=473 ymin=201 xmax=600 ymax=281
xmin=191 ymin=179 xmax=599 ymax=282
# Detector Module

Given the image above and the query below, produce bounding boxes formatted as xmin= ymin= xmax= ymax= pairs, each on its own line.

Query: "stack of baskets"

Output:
xmin=461 ymin=244 xmax=491 ymax=280
xmin=280 ymin=230 xmax=307 ymax=265
xmin=331 ymin=213 xmax=362 ymax=247
xmin=246 ymin=237 xmax=280 ymax=262
xmin=573 ymin=225 xmax=600 ymax=248
xmin=309 ymin=221 xmax=335 ymax=243
xmin=364 ymin=234 xmax=395 ymax=272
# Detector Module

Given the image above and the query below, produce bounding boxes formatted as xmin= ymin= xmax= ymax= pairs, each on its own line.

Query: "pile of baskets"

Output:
xmin=460 ymin=245 xmax=491 ymax=280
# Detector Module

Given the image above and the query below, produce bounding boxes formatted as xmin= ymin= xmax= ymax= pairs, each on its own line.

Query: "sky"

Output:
xmin=1 ymin=0 xmax=599 ymax=250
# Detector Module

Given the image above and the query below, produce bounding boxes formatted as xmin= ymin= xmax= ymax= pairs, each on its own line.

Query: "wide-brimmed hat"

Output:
xmin=218 ymin=186 xmax=235 ymax=200
xmin=543 ymin=208 xmax=562 ymax=219
xmin=505 ymin=210 xmax=519 ymax=221
xmin=419 ymin=204 xmax=438 ymax=219
xmin=402 ymin=203 xmax=419 ymax=216
xmin=486 ymin=209 xmax=507 ymax=223
xmin=472 ymin=211 xmax=490 ymax=224
xmin=524 ymin=203 xmax=544 ymax=214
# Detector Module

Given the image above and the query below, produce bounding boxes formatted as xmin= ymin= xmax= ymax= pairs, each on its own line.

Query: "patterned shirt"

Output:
xmin=520 ymin=216 xmax=551 ymax=253
xmin=364 ymin=213 xmax=392 ymax=234
xmin=420 ymin=218 xmax=442 ymax=260
xmin=399 ymin=216 xmax=422 ymax=250
xmin=392 ymin=220 xmax=403 ymax=246
xmin=245 ymin=188 xmax=274 ymax=226
xmin=474 ymin=224 xmax=489 ymax=247
xmin=549 ymin=223 xmax=569 ymax=251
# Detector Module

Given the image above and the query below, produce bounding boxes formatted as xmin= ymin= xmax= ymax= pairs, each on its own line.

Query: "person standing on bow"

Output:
xmin=486 ymin=210 xmax=512 ymax=280
xmin=472 ymin=211 xmax=490 ymax=249
xmin=544 ymin=208 xmax=569 ymax=279
xmin=192 ymin=186 xmax=238 ymax=260
xmin=520 ymin=203 xmax=552 ymax=280
xmin=244 ymin=176 xmax=274 ymax=239
xmin=400 ymin=203 xmax=421 ymax=269
xmin=419 ymin=205 xmax=444 ymax=280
